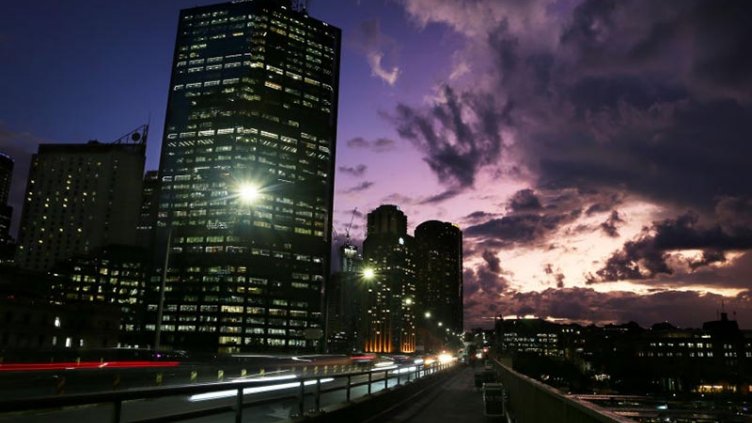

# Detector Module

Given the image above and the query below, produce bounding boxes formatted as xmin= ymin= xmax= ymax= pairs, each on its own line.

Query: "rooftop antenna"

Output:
xmin=112 ymin=124 xmax=148 ymax=145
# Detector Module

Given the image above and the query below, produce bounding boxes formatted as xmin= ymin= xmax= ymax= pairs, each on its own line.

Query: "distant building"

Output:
xmin=415 ymin=220 xmax=463 ymax=350
xmin=15 ymin=134 xmax=146 ymax=271
xmin=136 ymin=171 xmax=159 ymax=249
xmin=326 ymin=241 xmax=366 ymax=352
xmin=0 ymin=266 xmax=120 ymax=351
xmin=494 ymin=314 xmax=752 ymax=395
xmin=362 ymin=205 xmax=416 ymax=353
xmin=0 ymin=153 xmax=14 ymax=262
xmin=51 ymin=245 xmax=148 ymax=346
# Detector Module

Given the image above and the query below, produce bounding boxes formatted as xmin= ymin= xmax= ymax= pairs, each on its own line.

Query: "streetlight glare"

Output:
xmin=424 ymin=311 xmax=431 ymax=318
xmin=362 ymin=268 xmax=375 ymax=280
xmin=238 ymin=183 xmax=260 ymax=204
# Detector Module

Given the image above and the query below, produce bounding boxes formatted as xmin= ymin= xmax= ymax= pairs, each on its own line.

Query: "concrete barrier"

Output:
xmin=492 ymin=359 xmax=635 ymax=423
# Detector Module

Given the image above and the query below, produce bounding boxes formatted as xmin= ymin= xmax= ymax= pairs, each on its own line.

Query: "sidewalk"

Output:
xmin=381 ymin=366 xmax=502 ymax=423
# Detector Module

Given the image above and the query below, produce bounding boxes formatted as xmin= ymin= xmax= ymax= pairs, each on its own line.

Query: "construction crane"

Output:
xmin=344 ymin=207 xmax=357 ymax=241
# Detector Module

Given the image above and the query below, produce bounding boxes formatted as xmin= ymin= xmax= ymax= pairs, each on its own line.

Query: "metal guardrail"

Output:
xmin=0 ymin=361 xmax=454 ymax=423
xmin=491 ymin=359 xmax=634 ymax=423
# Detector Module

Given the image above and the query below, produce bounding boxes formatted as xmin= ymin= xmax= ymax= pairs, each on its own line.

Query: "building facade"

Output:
xmin=362 ymin=205 xmax=416 ymax=353
xmin=136 ymin=171 xmax=160 ymax=249
xmin=51 ymin=245 xmax=148 ymax=346
xmin=326 ymin=241 xmax=366 ymax=352
xmin=0 ymin=153 xmax=14 ymax=261
xmin=415 ymin=220 xmax=463 ymax=350
xmin=15 ymin=140 xmax=145 ymax=271
xmin=151 ymin=0 xmax=341 ymax=352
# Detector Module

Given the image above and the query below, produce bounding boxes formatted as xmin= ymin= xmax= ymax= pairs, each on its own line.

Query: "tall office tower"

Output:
xmin=362 ymin=205 xmax=416 ymax=353
xmin=153 ymin=0 xmax=341 ymax=352
xmin=136 ymin=171 xmax=159 ymax=249
xmin=16 ymin=134 xmax=146 ymax=272
xmin=415 ymin=220 xmax=463 ymax=349
xmin=326 ymin=241 xmax=365 ymax=352
xmin=0 ymin=153 xmax=13 ymax=244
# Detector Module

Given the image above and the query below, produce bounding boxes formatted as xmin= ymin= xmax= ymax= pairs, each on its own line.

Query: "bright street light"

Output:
xmin=404 ymin=298 xmax=412 ymax=305
xmin=424 ymin=311 xmax=431 ymax=318
xmin=237 ymin=183 xmax=260 ymax=204
xmin=362 ymin=267 xmax=375 ymax=280
xmin=438 ymin=322 xmax=443 ymax=327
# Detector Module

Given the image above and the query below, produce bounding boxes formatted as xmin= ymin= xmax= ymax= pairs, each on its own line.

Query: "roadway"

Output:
xmin=370 ymin=366 xmax=502 ymax=423
xmin=0 ymin=364 xmax=435 ymax=422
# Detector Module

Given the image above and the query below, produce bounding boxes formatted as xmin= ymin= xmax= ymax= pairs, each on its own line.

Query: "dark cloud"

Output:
xmin=600 ymin=210 xmax=624 ymax=237
xmin=339 ymin=181 xmax=375 ymax=194
xmin=395 ymin=0 xmax=752 ymax=212
xmin=482 ymin=249 xmax=501 ymax=273
xmin=465 ymin=210 xmax=580 ymax=246
xmin=345 ymin=137 xmax=396 ymax=152
xmin=508 ymin=188 xmax=541 ymax=212
xmin=596 ymin=211 xmax=752 ymax=282
xmin=419 ymin=189 xmax=460 ymax=205
xmin=464 ymin=250 xmax=509 ymax=297
xmin=392 ymin=85 xmax=510 ymax=188
xmin=338 ymin=164 xmax=367 ymax=177
xmin=466 ymin=287 xmax=747 ymax=328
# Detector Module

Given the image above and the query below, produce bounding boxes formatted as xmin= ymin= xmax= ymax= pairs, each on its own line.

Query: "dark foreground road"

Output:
xmin=375 ymin=366 xmax=503 ymax=423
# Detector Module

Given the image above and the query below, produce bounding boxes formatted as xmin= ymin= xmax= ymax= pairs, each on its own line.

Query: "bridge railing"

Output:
xmin=0 ymin=361 xmax=455 ymax=423
xmin=492 ymin=359 xmax=634 ymax=423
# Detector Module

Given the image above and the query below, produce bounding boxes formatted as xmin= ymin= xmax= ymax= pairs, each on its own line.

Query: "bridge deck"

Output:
xmin=377 ymin=366 xmax=499 ymax=423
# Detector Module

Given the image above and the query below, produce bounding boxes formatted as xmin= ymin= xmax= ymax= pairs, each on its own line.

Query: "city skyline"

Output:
xmin=2 ymin=0 xmax=751 ymax=330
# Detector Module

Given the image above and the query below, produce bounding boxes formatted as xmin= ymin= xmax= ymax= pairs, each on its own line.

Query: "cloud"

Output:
xmin=393 ymin=0 xmax=752 ymax=212
xmin=600 ymin=210 xmax=624 ymax=237
xmin=595 ymin=210 xmax=752 ymax=282
xmin=508 ymin=188 xmax=542 ymax=212
xmin=339 ymin=181 xmax=375 ymax=194
xmin=496 ymin=288 xmax=741 ymax=328
xmin=391 ymin=85 xmax=510 ymax=188
xmin=419 ymin=189 xmax=460 ymax=205
xmin=338 ymin=164 xmax=367 ymax=177
xmin=345 ymin=137 xmax=396 ymax=152
xmin=351 ymin=19 xmax=400 ymax=85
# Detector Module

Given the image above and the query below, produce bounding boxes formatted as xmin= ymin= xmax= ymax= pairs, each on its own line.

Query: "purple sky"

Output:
xmin=2 ymin=0 xmax=751 ymax=329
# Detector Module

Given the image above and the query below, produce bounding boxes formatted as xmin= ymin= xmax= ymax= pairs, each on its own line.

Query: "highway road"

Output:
xmin=0 ymin=363 xmax=436 ymax=422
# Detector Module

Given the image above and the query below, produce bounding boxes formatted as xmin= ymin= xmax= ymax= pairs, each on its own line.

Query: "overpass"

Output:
xmin=0 ymin=358 xmax=633 ymax=422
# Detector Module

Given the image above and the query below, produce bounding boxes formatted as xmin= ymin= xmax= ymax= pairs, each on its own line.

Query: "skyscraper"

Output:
xmin=16 ymin=136 xmax=146 ymax=272
xmin=152 ymin=0 xmax=341 ymax=352
xmin=0 ymin=153 xmax=13 ymax=245
xmin=415 ymin=220 xmax=463 ymax=347
xmin=362 ymin=205 xmax=416 ymax=353
xmin=326 ymin=241 xmax=366 ymax=352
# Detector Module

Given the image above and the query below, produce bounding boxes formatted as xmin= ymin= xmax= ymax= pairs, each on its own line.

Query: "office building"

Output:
xmin=326 ymin=241 xmax=366 ymax=352
xmin=51 ymin=245 xmax=148 ymax=346
xmin=415 ymin=220 xmax=463 ymax=345
xmin=136 ymin=171 xmax=159 ymax=249
xmin=362 ymin=205 xmax=416 ymax=353
xmin=0 ymin=153 xmax=14 ymax=261
xmin=152 ymin=0 xmax=341 ymax=352
xmin=16 ymin=136 xmax=146 ymax=272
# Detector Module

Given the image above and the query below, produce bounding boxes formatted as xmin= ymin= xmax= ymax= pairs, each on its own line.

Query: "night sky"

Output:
xmin=2 ymin=0 xmax=751 ymax=329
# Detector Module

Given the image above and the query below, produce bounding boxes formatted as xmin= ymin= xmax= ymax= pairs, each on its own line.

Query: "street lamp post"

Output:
xmin=154 ymin=226 xmax=172 ymax=352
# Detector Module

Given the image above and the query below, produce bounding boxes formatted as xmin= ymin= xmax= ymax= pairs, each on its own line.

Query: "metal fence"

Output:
xmin=0 ymin=361 xmax=454 ymax=423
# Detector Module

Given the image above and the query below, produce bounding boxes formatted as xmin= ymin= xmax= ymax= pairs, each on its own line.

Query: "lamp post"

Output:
xmin=154 ymin=226 xmax=172 ymax=352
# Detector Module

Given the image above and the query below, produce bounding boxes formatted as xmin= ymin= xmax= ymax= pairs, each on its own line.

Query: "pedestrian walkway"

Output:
xmin=377 ymin=366 xmax=502 ymax=423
